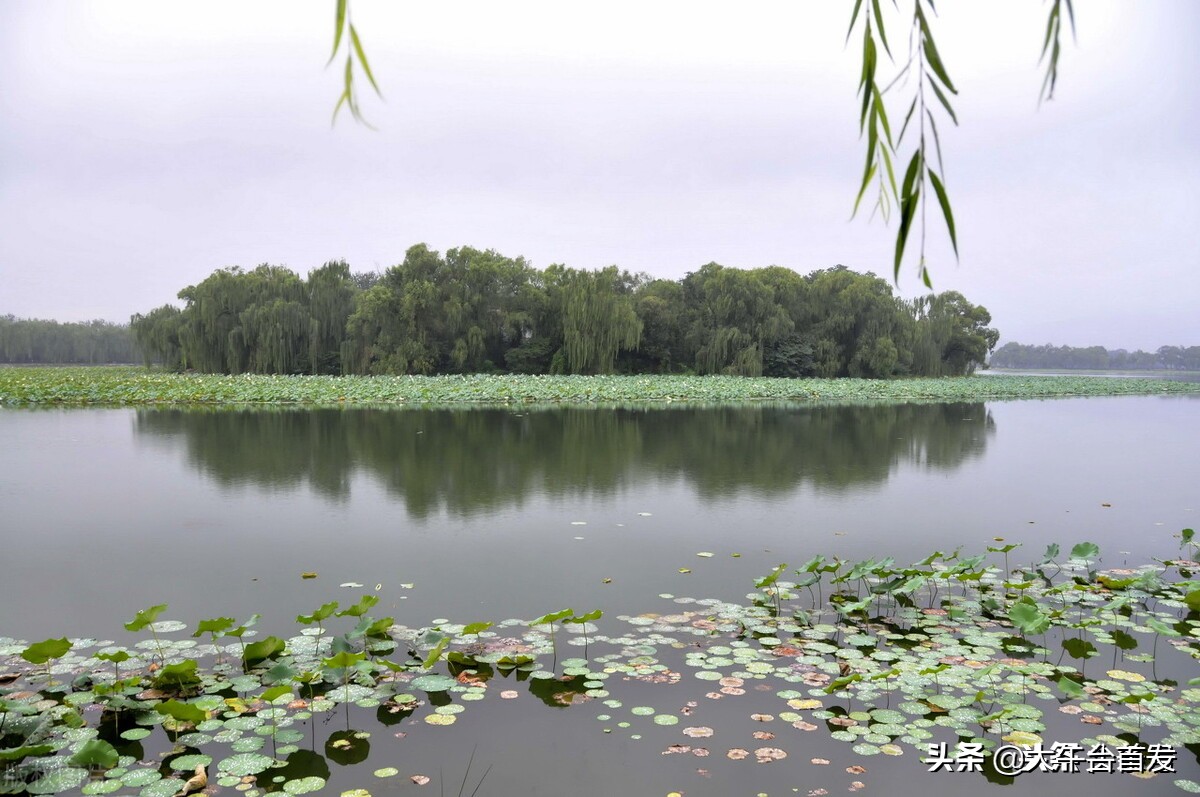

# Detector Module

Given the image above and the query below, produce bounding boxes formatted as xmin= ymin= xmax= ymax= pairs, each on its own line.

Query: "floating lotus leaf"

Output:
xmin=139 ymin=778 xmax=186 ymax=797
xmin=149 ymin=620 xmax=187 ymax=634
xmin=168 ymin=754 xmax=212 ymax=771
xmin=1106 ymin=669 xmax=1146 ymax=682
xmin=1001 ymin=731 xmax=1042 ymax=747
xmin=332 ymin=685 xmax=375 ymax=703
xmin=283 ymin=777 xmax=327 ymax=794
xmin=411 ymin=675 xmax=456 ymax=692
xmin=224 ymin=716 xmax=264 ymax=731
xmin=218 ymin=753 xmax=276 ymax=776
xmin=231 ymin=737 xmax=265 ymax=752
xmin=120 ymin=769 xmax=162 ymax=788
xmin=25 ymin=767 xmax=89 ymax=795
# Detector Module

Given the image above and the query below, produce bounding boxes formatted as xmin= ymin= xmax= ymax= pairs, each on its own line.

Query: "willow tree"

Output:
xmin=796 ymin=267 xmax=914 ymax=378
xmin=307 ymin=260 xmax=357 ymax=374
xmin=239 ymin=298 xmax=309 ymax=374
xmin=130 ymin=306 xmax=185 ymax=369
xmin=440 ymin=247 xmax=539 ymax=372
xmin=560 ymin=266 xmax=642 ymax=374
xmin=171 ymin=265 xmax=310 ymax=373
xmin=682 ymin=263 xmax=793 ymax=376
xmin=908 ymin=291 xmax=998 ymax=376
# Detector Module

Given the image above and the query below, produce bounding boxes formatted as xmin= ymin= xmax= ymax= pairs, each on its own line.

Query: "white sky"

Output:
xmin=1 ymin=0 xmax=1197 ymax=350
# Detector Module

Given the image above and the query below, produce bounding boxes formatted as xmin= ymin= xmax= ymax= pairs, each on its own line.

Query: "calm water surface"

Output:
xmin=1 ymin=397 xmax=1197 ymax=796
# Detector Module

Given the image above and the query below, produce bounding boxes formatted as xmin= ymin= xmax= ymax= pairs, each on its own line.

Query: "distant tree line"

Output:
xmin=130 ymin=244 xmax=1000 ymax=378
xmin=0 ymin=315 xmax=138 ymax=364
xmin=990 ymin=342 xmax=1200 ymax=371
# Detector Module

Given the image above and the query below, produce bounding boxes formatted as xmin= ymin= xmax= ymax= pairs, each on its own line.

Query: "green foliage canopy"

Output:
xmin=132 ymin=244 xmax=999 ymax=379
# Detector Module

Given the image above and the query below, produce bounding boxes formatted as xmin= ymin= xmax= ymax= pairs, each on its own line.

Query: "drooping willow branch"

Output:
xmin=322 ymin=2 xmax=1074 ymax=285
xmin=1040 ymin=0 xmax=1076 ymax=103
xmin=329 ymin=0 xmax=382 ymax=127
xmin=849 ymin=0 xmax=1073 ymax=286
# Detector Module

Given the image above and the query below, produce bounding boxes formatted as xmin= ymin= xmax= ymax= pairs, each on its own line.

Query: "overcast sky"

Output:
xmin=1 ymin=1 xmax=1197 ymax=350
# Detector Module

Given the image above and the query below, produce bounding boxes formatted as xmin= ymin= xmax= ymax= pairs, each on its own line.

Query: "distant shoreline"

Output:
xmin=985 ymin=367 xmax=1200 ymax=380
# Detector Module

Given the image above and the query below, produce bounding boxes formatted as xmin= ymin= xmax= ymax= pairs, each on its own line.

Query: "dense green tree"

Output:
xmin=560 ymin=266 xmax=642 ymax=374
xmin=169 ymin=265 xmax=310 ymax=373
xmin=307 ymin=261 xmax=357 ymax=374
xmin=130 ymin=306 xmax=185 ymax=369
xmin=682 ymin=263 xmax=793 ymax=376
xmin=798 ymin=267 xmax=914 ymax=378
xmin=128 ymin=243 xmax=1003 ymax=379
xmin=908 ymin=291 xmax=998 ymax=376
xmin=341 ymin=244 xmax=540 ymax=374
xmin=628 ymin=279 xmax=688 ymax=373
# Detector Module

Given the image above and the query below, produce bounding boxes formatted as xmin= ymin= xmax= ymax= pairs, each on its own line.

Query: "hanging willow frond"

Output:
xmin=329 ymin=0 xmax=383 ymax=127
xmin=851 ymin=0 xmax=1076 ymax=286
xmin=1039 ymin=0 xmax=1075 ymax=103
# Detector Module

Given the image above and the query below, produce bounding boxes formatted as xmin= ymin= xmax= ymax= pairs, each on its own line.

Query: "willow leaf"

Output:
xmin=896 ymin=96 xmax=917 ymax=144
xmin=927 ymin=75 xmax=958 ymax=125
xmin=871 ymin=0 xmax=891 ymax=58
xmin=1040 ymin=2 xmax=1060 ymax=61
xmin=894 ymin=189 xmax=919 ymax=280
xmin=846 ymin=0 xmax=866 ymax=43
xmin=927 ymin=109 xmax=945 ymax=173
xmin=879 ymin=142 xmax=897 ymax=198
xmin=900 ymin=149 xmax=922 ymax=200
xmin=872 ymin=86 xmax=893 ymax=144
xmin=349 ymin=24 xmax=381 ymax=96
xmin=329 ymin=0 xmax=347 ymax=64
xmin=922 ymin=35 xmax=956 ymax=94
xmin=853 ymin=160 xmax=878 ymax=217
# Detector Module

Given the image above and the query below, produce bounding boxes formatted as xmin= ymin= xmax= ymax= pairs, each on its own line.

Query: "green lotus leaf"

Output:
xmin=244 ymin=636 xmax=287 ymax=665
xmin=70 ymin=739 xmax=119 ymax=769
xmin=26 ymin=767 xmax=90 ymax=795
xmin=152 ymin=660 xmax=200 ymax=690
xmin=1007 ymin=597 xmax=1050 ymax=636
xmin=1069 ymin=542 xmax=1100 ymax=561
xmin=124 ymin=605 xmax=168 ymax=632
xmin=21 ymin=638 xmax=72 ymax=665
xmin=139 ymin=778 xmax=186 ymax=797
xmin=168 ymin=754 xmax=212 ymax=771
xmin=120 ymin=769 xmax=162 ymax=788
xmin=155 ymin=699 xmax=206 ymax=725
xmin=218 ymin=753 xmax=276 ymax=776
xmin=407 ymin=674 xmax=454 ymax=692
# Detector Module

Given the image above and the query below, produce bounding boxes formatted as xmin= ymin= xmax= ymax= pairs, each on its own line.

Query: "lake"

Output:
xmin=1 ymin=396 xmax=1198 ymax=795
